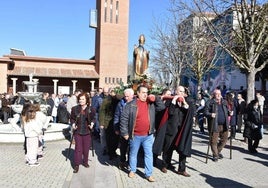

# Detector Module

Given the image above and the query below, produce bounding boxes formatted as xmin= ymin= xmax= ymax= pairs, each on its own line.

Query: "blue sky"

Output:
xmin=0 ymin=0 xmax=169 ymax=62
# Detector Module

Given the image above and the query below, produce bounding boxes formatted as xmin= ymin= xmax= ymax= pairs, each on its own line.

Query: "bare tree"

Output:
xmin=150 ymin=14 xmax=187 ymax=90
xmin=178 ymin=13 xmax=220 ymax=93
xmin=150 ymin=5 xmax=219 ymax=93
xmin=256 ymin=46 xmax=268 ymax=92
xmin=172 ymin=0 xmax=268 ymax=103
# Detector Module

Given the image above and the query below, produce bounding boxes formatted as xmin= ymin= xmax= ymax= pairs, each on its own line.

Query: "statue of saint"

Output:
xmin=133 ymin=34 xmax=149 ymax=77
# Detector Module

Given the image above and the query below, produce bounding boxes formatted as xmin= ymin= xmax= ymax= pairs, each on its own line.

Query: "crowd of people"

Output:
xmin=0 ymin=84 xmax=266 ymax=182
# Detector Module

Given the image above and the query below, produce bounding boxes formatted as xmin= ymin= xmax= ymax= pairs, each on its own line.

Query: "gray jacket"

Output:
xmin=120 ymin=96 xmax=165 ymax=139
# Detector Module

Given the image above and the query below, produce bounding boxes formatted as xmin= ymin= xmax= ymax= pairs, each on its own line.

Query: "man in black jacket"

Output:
xmin=161 ymin=86 xmax=195 ymax=177
xmin=204 ymin=89 xmax=229 ymax=162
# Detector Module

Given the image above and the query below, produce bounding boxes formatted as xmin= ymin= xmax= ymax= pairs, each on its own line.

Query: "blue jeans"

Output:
xmin=129 ymin=134 xmax=153 ymax=177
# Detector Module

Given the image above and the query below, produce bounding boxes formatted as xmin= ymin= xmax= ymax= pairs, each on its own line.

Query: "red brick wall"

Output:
xmin=95 ymin=0 xmax=129 ymax=88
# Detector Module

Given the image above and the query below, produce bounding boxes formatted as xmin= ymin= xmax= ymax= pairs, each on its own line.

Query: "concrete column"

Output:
xmin=32 ymin=78 xmax=39 ymax=93
xmin=53 ymin=79 xmax=59 ymax=94
xmin=90 ymin=81 xmax=95 ymax=91
xmin=11 ymin=78 xmax=18 ymax=95
xmin=71 ymin=80 xmax=77 ymax=94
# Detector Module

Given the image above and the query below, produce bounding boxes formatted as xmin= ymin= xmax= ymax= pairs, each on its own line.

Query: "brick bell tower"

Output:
xmin=93 ymin=0 xmax=129 ymax=88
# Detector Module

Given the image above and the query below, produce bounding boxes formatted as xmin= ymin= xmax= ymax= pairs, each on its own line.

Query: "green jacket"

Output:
xmin=99 ymin=95 xmax=118 ymax=129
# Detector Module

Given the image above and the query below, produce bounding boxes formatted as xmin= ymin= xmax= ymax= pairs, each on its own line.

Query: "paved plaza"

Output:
xmin=0 ymin=125 xmax=267 ymax=188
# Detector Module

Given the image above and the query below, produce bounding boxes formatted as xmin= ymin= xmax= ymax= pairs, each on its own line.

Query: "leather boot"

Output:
xmin=73 ymin=165 xmax=79 ymax=173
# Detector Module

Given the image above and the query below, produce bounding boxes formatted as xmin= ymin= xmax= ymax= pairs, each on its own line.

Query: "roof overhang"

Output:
xmin=8 ymin=66 xmax=99 ymax=79
xmin=2 ymin=55 xmax=99 ymax=79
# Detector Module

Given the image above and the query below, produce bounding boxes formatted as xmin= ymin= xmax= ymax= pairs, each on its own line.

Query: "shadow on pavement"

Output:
xmin=200 ymin=173 xmax=252 ymax=188
xmin=244 ymin=155 xmax=268 ymax=167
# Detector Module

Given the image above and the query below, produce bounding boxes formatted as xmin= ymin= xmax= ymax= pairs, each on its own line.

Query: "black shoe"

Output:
xmin=161 ymin=167 xmax=167 ymax=173
xmin=178 ymin=171 xmax=191 ymax=177
xmin=83 ymin=163 xmax=89 ymax=168
xmin=212 ymin=156 xmax=218 ymax=162
xmin=250 ymin=149 xmax=258 ymax=153
xmin=118 ymin=161 xmax=128 ymax=169
xmin=218 ymin=153 xmax=223 ymax=159
xmin=73 ymin=166 xmax=79 ymax=173
xmin=167 ymin=164 xmax=175 ymax=170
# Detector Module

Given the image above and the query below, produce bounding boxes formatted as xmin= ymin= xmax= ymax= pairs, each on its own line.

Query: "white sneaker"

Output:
xmin=27 ymin=162 xmax=40 ymax=167
xmin=37 ymin=155 xmax=44 ymax=160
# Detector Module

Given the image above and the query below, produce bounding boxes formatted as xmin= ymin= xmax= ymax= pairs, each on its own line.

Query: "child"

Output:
xmin=33 ymin=103 xmax=51 ymax=159
xmin=22 ymin=104 xmax=42 ymax=166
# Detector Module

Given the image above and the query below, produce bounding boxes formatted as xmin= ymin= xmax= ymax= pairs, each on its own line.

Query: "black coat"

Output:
xmin=47 ymin=98 xmax=54 ymax=116
xmin=243 ymin=107 xmax=263 ymax=140
xmin=70 ymin=105 xmax=95 ymax=135
xmin=153 ymin=100 xmax=171 ymax=156
xmin=57 ymin=102 xmax=69 ymax=124
xmin=163 ymin=97 xmax=195 ymax=157
xmin=229 ymin=99 xmax=238 ymax=127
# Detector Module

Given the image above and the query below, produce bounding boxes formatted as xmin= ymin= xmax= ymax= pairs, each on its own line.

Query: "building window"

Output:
xmin=105 ymin=77 xmax=108 ymax=83
xmin=104 ymin=0 xmax=108 ymax=22
xmin=116 ymin=1 xmax=119 ymax=24
xmin=110 ymin=0 xmax=113 ymax=23
xmin=112 ymin=77 xmax=115 ymax=84
xmin=108 ymin=77 xmax=111 ymax=83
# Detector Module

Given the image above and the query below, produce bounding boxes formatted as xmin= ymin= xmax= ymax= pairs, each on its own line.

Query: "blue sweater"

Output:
xmin=113 ymin=98 xmax=127 ymax=132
